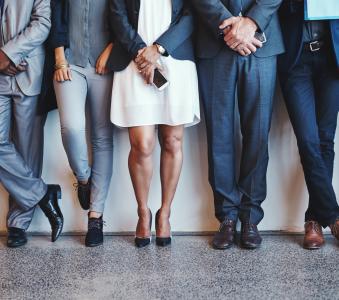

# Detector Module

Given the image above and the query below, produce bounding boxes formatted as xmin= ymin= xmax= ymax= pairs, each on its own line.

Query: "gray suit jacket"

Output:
xmin=190 ymin=0 xmax=285 ymax=59
xmin=1 ymin=0 xmax=51 ymax=96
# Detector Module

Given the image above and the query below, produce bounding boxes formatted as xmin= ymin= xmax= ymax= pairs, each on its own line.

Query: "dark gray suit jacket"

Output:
xmin=190 ymin=0 xmax=285 ymax=59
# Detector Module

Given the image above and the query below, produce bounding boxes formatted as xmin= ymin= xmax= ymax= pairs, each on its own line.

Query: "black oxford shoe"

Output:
xmin=240 ymin=221 xmax=262 ymax=249
xmin=38 ymin=185 xmax=64 ymax=242
xmin=7 ymin=227 xmax=27 ymax=248
xmin=85 ymin=216 xmax=104 ymax=247
xmin=212 ymin=219 xmax=236 ymax=250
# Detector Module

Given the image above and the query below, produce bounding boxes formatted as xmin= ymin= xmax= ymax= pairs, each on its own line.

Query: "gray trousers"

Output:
xmin=0 ymin=75 xmax=47 ymax=213
xmin=198 ymin=48 xmax=277 ymax=225
xmin=7 ymin=113 xmax=46 ymax=230
xmin=54 ymin=65 xmax=113 ymax=213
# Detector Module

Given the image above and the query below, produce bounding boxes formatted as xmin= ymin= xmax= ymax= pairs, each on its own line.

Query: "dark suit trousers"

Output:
xmin=281 ymin=48 xmax=339 ymax=227
xmin=198 ymin=47 xmax=277 ymax=225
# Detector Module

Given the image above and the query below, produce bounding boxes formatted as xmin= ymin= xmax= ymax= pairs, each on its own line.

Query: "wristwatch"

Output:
xmin=155 ymin=43 xmax=166 ymax=56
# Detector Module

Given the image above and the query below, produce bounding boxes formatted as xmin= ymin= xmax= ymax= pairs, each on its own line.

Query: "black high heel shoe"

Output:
xmin=135 ymin=209 xmax=152 ymax=248
xmin=155 ymin=210 xmax=172 ymax=247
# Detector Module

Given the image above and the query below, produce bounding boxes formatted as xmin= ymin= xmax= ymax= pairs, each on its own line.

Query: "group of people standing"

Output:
xmin=0 ymin=0 xmax=339 ymax=251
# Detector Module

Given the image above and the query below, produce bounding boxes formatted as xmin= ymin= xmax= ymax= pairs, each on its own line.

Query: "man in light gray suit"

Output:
xmin=0 ymin=0 xmax=64 ymax=247
xmin=190 ymin=0 xmax=284 ymax=249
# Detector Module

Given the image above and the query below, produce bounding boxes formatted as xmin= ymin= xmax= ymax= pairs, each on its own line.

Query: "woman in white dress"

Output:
xmin=109 ymin=0 xmax=200 ymax=247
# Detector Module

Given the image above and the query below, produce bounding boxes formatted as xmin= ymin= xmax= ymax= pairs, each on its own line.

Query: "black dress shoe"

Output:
xmin=135 ymin=210 xmax=152 ymax=248
xmin=74 ymin=179 xmax=91 ymax=210
xmin=85 ymin=216 xmax=104 ymax=247
xmin=7 ymin=227 xmax=27 ymax=248
xmin=38 ymin=185 xmax=64 ymax=242
xmin=212 ymin=219 xmax=236 ymax=250
xmin=240 ymin=221 xmax=262 ymax=249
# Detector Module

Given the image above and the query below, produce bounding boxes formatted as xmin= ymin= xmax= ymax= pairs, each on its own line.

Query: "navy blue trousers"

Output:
xmin=198 ymin=48 xmax=277 ymax=225
xmin=280 ymin=48 xmax=339 ymax=227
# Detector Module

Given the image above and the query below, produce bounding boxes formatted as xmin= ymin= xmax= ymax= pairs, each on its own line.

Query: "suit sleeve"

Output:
xmin=1 ymin=0 xmax=51 ymax=66
xmin=48 ymin=0 xmax=69 ymax=49
xmin=109 ymin=0 xmax=147 ymax=59
xmin=246 ymin=0 xmax=283 ymax=32
xmin=189 ymin=0 xmax=233 ymax=38
xmin=155 ymin=5 xmax=194 ymax=56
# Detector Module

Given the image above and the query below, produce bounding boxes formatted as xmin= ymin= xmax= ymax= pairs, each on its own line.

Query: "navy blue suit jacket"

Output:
xmin=108 ymin=0 xmax=195 ymax=72
xmin=190 ymin=0 xmax=285 ymax=59
xmin=278 ymin=0 xmax=339 ymax=77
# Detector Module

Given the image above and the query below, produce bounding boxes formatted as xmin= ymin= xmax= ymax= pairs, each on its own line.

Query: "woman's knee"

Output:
xmin=130 ymin=137 xmax=155 ymax=158
xmin=161 ymin=133 xmax=183 ymax=154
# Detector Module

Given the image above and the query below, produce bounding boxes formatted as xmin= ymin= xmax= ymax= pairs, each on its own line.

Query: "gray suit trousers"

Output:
xmin=0 ymin=75 xmax=47 ymax=212
xmin=198 ymin=47 xmax=277 ymax=225
xmin=7 ymin=113 xmax=47 ymax=230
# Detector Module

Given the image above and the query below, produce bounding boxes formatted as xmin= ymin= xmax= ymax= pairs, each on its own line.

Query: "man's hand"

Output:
xmin=135 ymin=45 xmax=160 ymax=72
xmin=219 ymin=17 xmax=263 ymax=56
xmin=0 ymin=50 xmax=11 ymax=72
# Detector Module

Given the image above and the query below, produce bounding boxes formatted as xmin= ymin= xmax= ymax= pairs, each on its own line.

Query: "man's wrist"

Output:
xmin=154 ymin=43 xmax=166 ymax=56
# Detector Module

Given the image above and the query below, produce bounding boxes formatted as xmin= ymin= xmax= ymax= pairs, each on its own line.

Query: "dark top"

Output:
xmin=189 ymin=0 xmax=285 ymax=59
xmin=107 ymin=0 xmax=195 ymax=72
xmin=278 ymin=0 xmax=339 ymax=78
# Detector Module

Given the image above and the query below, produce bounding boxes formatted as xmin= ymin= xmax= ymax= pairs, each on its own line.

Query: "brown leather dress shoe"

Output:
xmin=240 ymin=222 xmax=262 ymax=249
xmin=212 ymin=219 xmax=236 ymax=250
xmin=303 ymin=221 xmax=324 ymax=250
xmin=329 ymin=219 xmax=339 ymax=241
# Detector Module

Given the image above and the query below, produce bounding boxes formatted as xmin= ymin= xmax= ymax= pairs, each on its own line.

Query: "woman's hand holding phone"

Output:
xmin=135 ymin=46 xmax=162 ymax=85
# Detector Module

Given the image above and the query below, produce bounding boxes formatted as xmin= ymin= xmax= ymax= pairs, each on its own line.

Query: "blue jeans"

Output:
xmin=198 ymin=48 xmax=277 ymax=225
xmin=280 ymin=47 xmax=339 ymax=227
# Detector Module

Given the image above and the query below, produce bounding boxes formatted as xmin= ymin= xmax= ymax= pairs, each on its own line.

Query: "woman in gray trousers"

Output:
xmin=50 ymin=0 xmax=114 ymax=247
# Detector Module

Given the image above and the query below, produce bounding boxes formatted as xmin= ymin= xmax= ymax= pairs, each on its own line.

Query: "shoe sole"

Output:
xmin=85 ymin=242 xmax=103 ymax=247
xmin=212 ymin=243 xmax=233 ymax=250
xmin=303 ymin=245 xmax=322 ymax=250
xmin=240 ymin=242 xmax=261 ymax=249
xmin=7 ymin=241 xmax=27 ymax=248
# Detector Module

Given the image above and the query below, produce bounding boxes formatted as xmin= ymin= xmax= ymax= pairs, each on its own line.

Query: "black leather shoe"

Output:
xmin=74 ymin=179 xmax=91 ymax=210
xmin=38 ymin=185 xmax=64 ymax=242
xmin=240 ymin=221 xmax=262 ymax=249
xmin=85 ymin=216 xmax=104 ymax=247
xmin=212 ymin=219 xmax=236 ymax=250
xmin=155 ymin=210 xmax=172 ymax=247
xmin=7 ymin=227 xmax=27 ymax=248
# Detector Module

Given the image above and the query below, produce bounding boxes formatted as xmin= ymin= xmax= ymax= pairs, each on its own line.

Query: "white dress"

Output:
xmin=111 ymin=0 xmax=200 ymax=127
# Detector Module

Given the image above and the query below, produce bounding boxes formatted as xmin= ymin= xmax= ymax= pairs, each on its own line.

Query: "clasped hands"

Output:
xmin=134 ymin=45 xmax=161 ymax=84
xmin=219 ymin=16 xmax=262 ymax=56
xmin=0 ymin=50 xmax=27 ymax=76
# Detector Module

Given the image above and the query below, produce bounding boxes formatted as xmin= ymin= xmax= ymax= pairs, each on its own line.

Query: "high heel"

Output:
xmin=155 ymin=210 xmax=172 ymax=247
xmin=135 ymin=209 xmax=152 ymax=248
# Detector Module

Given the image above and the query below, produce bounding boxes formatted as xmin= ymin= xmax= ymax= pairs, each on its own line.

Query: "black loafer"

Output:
xmin=85 ymin=216 xmax=104 ymax=247
xmin=7 ymin=227 xmax=27 ymax=248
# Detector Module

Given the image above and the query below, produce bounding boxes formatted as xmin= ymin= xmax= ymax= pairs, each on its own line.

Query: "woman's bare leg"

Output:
xmin=128 ymin=126 xmax=156 ymax=237
xmin=157 ymin=125 xmax=184 ymax=237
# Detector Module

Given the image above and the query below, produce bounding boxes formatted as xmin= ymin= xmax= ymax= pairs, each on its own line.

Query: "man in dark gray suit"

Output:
xmin=190 ymin=0 xmax=284 ymax=249
xmin=0 ymin=0 xmax=64 ymax=247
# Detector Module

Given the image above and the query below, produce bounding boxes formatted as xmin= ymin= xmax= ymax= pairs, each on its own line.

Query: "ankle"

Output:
xmin=158 ymin=207 xmax=171 ymax=219
xmin=89 ymin=211 xmax=102 ymax=219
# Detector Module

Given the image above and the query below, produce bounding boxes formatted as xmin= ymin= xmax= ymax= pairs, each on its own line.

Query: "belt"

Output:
xmin=303 ymin=40 xmax=326 ymax=52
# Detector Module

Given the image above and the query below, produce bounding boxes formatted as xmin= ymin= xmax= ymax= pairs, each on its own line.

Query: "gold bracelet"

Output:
xmin=54 ymin=63 xmax=70 ymax=70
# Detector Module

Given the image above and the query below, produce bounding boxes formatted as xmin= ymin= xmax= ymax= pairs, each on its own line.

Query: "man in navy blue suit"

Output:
xmin=278 ymin=0 xmax=339 ymax=249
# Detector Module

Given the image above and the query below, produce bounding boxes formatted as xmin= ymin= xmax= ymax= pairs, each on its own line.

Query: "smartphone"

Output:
xmin=255 ymin=32 xmax=267 ymax=43
xmin=153 ymin=69 xmax=169 ymax=91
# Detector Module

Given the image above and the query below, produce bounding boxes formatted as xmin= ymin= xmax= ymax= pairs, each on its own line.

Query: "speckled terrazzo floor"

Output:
xmin=0 ymin=235 xmax=338 ymax=300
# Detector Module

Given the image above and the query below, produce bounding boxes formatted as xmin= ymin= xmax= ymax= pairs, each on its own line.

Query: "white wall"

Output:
xmin=1 ymin=88 xmax=338 ymax=233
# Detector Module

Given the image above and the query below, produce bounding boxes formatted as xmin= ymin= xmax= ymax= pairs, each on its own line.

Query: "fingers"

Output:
xmin=251 ymin=37 xmax=263 ymax=49
xmin=54 ymin=68 xmax=71 ymax=82
xmin=16 ymin=64 xmax=27 ymax=72
xmin=219 ymin=17 xmax=239 ymax=30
